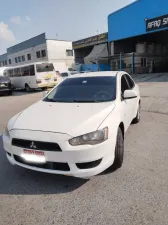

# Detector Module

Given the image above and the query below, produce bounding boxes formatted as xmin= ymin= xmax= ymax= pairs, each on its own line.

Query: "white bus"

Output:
xmin=0 ymin=67 xmax=8 ymax=76
xmin=4 ymin=62 xmax=58 ymax=91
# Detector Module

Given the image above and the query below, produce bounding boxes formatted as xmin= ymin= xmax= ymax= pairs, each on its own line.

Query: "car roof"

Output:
xmin=69 ymin=71 xmax=120 ymax=79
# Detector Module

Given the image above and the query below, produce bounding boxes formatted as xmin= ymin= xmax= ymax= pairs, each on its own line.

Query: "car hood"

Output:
xmin=12 ymin=100 xmax=116 ymax=137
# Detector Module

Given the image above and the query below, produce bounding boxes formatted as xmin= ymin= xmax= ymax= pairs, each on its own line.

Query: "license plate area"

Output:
xmin=21 ymin=149 xmax=46 ymax=163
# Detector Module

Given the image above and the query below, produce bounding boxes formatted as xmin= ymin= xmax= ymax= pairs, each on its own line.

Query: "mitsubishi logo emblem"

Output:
xmin=30 ymin=142 xmax=37 ymax=149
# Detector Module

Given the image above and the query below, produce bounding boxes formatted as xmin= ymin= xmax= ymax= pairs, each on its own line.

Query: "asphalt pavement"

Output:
xmin=0 ymin=76 xmax=168 ymax=225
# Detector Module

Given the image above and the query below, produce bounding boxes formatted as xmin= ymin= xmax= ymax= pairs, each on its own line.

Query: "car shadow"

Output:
xmin=0 ymin=137 xmax=87 ymax=195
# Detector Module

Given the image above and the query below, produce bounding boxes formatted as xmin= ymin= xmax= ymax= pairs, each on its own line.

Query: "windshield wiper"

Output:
xmin=72 ymin=100 xmax=98 ymax=103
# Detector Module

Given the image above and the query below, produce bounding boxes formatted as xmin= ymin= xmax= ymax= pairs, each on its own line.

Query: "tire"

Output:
xmin=42 ymin=87 xmax=47 ymax=91
xmin=113 ymin=127 xmax=124 ymax=169
xmin=8 ymin=90 xmax=12 ymax=95
xmin=132 ymin=103 xmax=140 ymax=124
xmin=25 ymin=84 xmax=31 ymax=92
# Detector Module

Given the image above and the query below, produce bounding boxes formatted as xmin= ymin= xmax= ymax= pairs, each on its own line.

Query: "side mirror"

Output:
xmin=43 ymin=91 xmax=48 ymax=98
xmin=123 ymin=90 xmax=137 ymax=100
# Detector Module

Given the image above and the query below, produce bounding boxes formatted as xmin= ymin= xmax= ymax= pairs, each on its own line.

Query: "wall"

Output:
xmin=0 ymin=53 xmax=7 ymax=67
xmin=81 ymin=64 xmax=110 ymax=72
xmin=108 ymin=0 xmax=168 ymax=42
xmin=7 ymin=43 xmax=48 ymax=66
xmin=46 ymin=40 xmax=74 ymax=68
xmin=7 ymin=33 xmax=46 ymax=54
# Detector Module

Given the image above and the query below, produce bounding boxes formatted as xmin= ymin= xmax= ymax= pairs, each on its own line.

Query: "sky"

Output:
xmin=0 ymin=0 xmax=136 ymax=54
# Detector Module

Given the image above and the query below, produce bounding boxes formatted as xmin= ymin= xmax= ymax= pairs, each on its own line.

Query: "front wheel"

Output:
xmin=8 ymin=90 xmax=13 ymax=95
xmin=25 ymin=84 xmax=31 ymax=92
xmin=132 ymin=103 xmax=140 ymax=124
xmin=42 ymin=87 xmax=47 ymax=91
xmin=113 ymin=127 xmax=124 ymax=169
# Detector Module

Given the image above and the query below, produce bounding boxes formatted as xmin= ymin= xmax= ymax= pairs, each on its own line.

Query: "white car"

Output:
xmin=56 ymin=71 xmax=79 ymax=84
xmin=3 ymin=71 xmax=140 ymax=178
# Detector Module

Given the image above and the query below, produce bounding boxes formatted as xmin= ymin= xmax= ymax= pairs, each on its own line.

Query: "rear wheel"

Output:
xmin=113 ymin=127 xmax=124 ymax=169
xmin=25 ymin=84 xmax=31 ymax=92
xmin=42 ymin=87 xmax=47 ymax=91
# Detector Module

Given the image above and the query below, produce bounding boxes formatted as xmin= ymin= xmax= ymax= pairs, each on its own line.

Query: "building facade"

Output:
xmin=72 ymin=33 xmax=110 ymax=71
xmin=108 ymin=0 xmax=168 ymax=73
xmin=0 ymin=33 xmax=74 ymax=70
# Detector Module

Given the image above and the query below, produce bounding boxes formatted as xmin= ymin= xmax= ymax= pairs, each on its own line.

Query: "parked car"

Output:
xmin=56 ymin=71 xmax=79 ymax=83
xmin=61 ymin=71 xmax=79 ymax=77
xmin=0 ymin=76 xmax=12 ymax=95
xmin=3 ymin=71 xmax=140 ymax=178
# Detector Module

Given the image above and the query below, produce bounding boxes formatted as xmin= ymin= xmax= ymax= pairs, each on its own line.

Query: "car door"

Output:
xmin=124 ymin=74 xmax=138 ymax=119
xmin=120 ymin=74 xmax=134 ymax=131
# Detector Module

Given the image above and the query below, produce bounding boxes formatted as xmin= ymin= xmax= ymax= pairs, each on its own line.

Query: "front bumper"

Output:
xmin=3 ymin=130 xmax=116 ymax=178
xmin=0 ymin=88 xmax=11 ymax=92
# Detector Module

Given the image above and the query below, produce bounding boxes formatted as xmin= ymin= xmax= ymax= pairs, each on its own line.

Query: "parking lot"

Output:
xmin=0 ymin=74 xmax=168 ymax=225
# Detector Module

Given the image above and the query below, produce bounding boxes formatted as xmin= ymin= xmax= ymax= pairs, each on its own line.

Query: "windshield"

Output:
xmin=44 ymin=76 xmax=116 ymax=103
xmin=61 ymin=72 xmax=69 ymax=77
xmin=36 ymin=63 xmax=54 ymax=73
xmin=0 ymin=76 xmax=10 ymax=82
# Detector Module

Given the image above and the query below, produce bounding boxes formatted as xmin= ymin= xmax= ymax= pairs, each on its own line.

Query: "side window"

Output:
xmin=125 ymin=74 xmax=135 ymax=89
xmin=14 ymin=68 xmax=21 ymax=77
xmin=13 ymin=69 xmax=17 ymax=77
xmin=121 ymin=75 xmax=129 ymax=94
xmin=29 ymin=65 xmax=35 ymax=76
xmin=22 ymin=67 xmax=30 ymax=76
xmin=8 ymin=69 xmax=13 ymax=77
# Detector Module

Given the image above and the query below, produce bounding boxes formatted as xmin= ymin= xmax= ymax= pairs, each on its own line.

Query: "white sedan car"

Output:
xmin=3 ymin=71 xmax=140 ymax=178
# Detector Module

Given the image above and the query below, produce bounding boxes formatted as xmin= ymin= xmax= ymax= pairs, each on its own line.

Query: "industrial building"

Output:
xmin=0 ymin=33 xmax=74 ymax=71
xmin=72 ymin=0 xmax=168 ymax=74
xmin=72 ymin=33 xmax=110 ymax=71
xmin=108 ymin=0 xmax=168 ymax=74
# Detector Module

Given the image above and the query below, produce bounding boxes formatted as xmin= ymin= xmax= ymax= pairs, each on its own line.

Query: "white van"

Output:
xmin=4 ymin=62 xmax=57 ymax=91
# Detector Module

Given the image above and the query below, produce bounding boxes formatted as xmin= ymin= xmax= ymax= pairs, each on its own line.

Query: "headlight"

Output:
xmin=4 ymin=125 xmax=10 ymax=137
xmin=69 ymin=127 xmax=108 ymax=146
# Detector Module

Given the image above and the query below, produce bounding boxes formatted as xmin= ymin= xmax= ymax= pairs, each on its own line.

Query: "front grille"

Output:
xmin=12 ymin=138 xmax=62 ymax=152
xmin=13 ymin=155 xmax=70 ymax=171
xmin=76 ymin=159 xmax=102 ymax=170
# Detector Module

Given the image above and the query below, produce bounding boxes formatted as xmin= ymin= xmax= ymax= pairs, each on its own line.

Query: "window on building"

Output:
xmin=15 ymin=57 xmax=18 ymax=63
xmin=18 ymin=56 xmax=21 ymax=63
xmin=5 ymin=60 xmax=7 ymax=66
xmin=2 ymin=61 xmax=5 ymax=66
xmin=22 ymin=55 xmax=25 ymax=62
xmin=141 ymin=58 xmax=147 ymax=67
xmin=27 ymin=54 xmax=31 ymax=60
xmin=8 ymin=59 xmax=11 ymax=65
xmin=36 ymin=51 xmax=41 ymax=58
xmin=41 ymin=50 xmax=46 ymax=58
xmin=29 ymin=65 xmax=35 ymax=76
xmin=0 ymin=62 xmax=1 ymax=67
xmin=66 ymin=49 xmax=73 ymax=56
